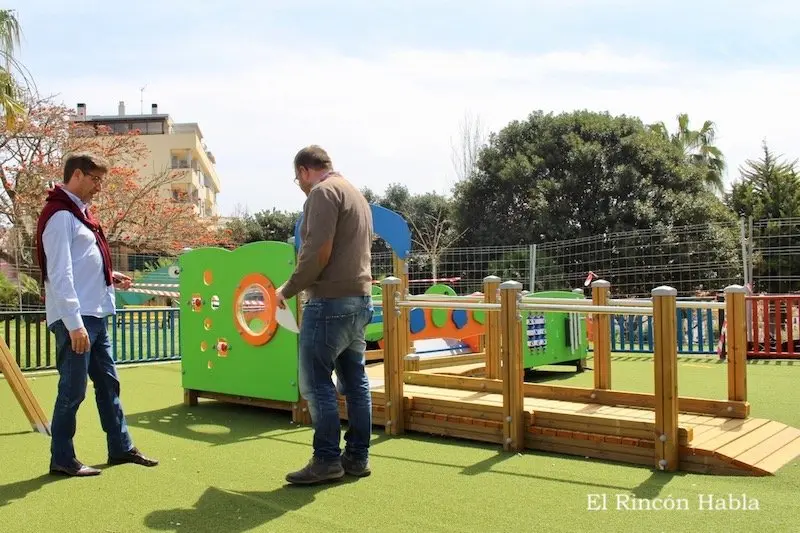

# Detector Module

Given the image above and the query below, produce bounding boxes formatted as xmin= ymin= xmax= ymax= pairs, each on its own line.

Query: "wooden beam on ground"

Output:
xmin=0 ymin=336 xmax=51 ymax=436
xmin=417 ymin=352 xmax=485 ymax=370
xmin=365 ymin=349 xmax=384 ymax=362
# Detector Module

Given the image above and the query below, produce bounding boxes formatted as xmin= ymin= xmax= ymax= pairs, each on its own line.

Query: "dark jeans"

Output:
xmin=49 ymin=316 xmax=133 ymax=467
xmin=298 ymin=296 xmax=374 ymax=462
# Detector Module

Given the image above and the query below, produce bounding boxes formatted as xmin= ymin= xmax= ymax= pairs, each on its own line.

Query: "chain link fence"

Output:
xmin=748 ymin=217 xmax=800 ymax=294
xmin=4 ymin=216 xmax=800 ymax=313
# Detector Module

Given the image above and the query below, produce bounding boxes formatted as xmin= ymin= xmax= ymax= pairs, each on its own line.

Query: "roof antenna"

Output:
xmin=140 ymin=84 xmax=147 ymax=114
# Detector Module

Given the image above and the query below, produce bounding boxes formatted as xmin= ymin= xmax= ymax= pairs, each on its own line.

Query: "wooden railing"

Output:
xmin=381 ymin=278 xmax=749 ymax=472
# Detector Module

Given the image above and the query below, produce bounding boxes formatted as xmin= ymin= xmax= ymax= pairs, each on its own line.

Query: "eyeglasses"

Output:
xmin=83 ymin=171 xmax=104 ymax=183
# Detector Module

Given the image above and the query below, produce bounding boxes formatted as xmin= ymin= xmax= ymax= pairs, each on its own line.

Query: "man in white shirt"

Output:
xmin=35 ymin=152 xmax=158 ymax=477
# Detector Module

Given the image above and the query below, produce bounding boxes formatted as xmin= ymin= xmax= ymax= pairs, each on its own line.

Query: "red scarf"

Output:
xmin=35 ymin=185 xmax=113 ymax=286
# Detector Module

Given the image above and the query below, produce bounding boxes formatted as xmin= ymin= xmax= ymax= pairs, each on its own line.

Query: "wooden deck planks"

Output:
xmin=193 ymin=367 xmax=800 ymax=477
xmin=735 ymin=426 xmax=800 ymax=467
xmin=752 ymin=435 xmax=800 ymax=473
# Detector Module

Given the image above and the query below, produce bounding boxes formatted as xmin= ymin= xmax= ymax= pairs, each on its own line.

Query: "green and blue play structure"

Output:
xmin=177 ymin=204 xmax=587 ymax=404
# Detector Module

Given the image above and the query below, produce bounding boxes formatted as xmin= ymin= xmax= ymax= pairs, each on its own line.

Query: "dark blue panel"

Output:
xmin=294 ymin=203 xmax=411 ymax=260
xmin=409 ymin=308 xmax=426 ymax=334
xmin=452 ymin=309 xmax=467 ymax=330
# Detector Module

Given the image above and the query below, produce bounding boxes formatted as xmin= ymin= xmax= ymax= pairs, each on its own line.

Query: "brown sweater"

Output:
xmin=281 ymin=173 xmax=373 ymax=300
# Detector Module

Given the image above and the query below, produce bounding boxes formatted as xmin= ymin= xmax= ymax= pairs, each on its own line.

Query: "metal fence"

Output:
xmin=748 ymin=217 xmax=800 ymax=294
xmin=372 ymin=244 xmax=532 ymax=295
xmin=6 ymin=216 xmax=800 ymax=313
xmin=2 ymin=308 xmax=180 ymax=371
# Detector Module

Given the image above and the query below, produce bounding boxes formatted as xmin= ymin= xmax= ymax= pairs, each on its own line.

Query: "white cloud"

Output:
xmin=41 ymin=42 xmax=800 ymax=217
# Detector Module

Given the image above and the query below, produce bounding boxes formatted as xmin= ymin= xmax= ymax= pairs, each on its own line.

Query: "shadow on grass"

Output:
xmin=127 ymin=402 xmax=681 ymax=494
xmin=144 ymin=479 xmax=358 ymax=533
xmin=630 ymin=470 xmax=687 ymax=500
xmin=127 ymin=401 xmax=298 ymax=446
xmin=0 ymin=474 xmax=63 ymax=507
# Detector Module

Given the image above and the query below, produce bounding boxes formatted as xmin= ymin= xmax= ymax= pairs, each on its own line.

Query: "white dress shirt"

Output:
xmin=42 ymin=188 xmax=116 ymax=331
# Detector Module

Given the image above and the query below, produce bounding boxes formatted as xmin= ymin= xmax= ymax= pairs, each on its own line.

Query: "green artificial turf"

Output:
xmin=1 ymin=356 xmax=799 ymax=532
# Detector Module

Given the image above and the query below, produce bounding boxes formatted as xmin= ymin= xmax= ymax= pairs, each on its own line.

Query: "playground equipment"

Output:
xmin=386 ymin=280 xmax=800 ymax=475
xmin=175 ymin=203 xmax=586 ymax=412
xmin=167 ymin=202 xmax=800 ymax=476
xmin=0 ymin=336 xmax=50 ymax=435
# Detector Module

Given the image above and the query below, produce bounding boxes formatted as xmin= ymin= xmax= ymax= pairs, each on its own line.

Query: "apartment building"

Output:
xmin=70 ymin=101 xmax=221 ymax=218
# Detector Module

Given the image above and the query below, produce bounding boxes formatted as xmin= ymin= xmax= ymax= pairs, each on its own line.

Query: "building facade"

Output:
xmin=70 ymin=101 xmax=221 ymax=218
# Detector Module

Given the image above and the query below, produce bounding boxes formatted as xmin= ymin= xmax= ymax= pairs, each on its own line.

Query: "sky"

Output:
xmin=7 ymin=1 xmax=800 ymax=217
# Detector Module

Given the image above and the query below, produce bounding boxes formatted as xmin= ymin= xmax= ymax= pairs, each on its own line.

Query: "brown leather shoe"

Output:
xmin=108 ymin=447 xmax=159 ymax=467
xmin=50 ymin=460 xmax=101 ymax=477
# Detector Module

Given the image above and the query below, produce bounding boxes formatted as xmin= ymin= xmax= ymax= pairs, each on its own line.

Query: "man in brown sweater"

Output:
xmin=277 ymin=145 xmax=375 ymax=484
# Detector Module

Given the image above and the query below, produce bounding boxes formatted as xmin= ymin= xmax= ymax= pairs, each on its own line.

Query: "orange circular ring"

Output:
xmin=232 ymin=273 xmax=279 ymax=346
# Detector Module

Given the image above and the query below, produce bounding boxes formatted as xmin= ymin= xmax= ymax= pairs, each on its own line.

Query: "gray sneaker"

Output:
xmin=342 ymin=453 xmax=371 ymax=477
xmin=285 ymin=457 xmax=345 ymax=485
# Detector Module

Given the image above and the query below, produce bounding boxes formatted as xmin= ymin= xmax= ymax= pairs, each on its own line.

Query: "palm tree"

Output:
xmin=649 ymin=113 xmax=726 ymax=194
xmin=0 ymin=9 xmax=24 ymax=128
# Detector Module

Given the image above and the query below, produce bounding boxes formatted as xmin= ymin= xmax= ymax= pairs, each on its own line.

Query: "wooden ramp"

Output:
xmin=362 ymin=363 xmax=800 ymax=476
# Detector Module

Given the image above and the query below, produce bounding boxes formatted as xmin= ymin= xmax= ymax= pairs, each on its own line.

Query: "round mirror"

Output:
xmin=236 ymin=284 xmax=269 ymax=335
xmin=233 ymin=273 xmax=279 ymax=346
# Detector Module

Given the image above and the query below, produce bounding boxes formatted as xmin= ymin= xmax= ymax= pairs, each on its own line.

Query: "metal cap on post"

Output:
xmin=382 ymin=276 xmax=402 ymax=287
xmin=723 ymin=284 xmax=747 ymax=294
xmin=500 ymin=280 xmax=523 ymax=290
xmin=590 ymin=279 xmax=611 ymax=289
xmin=483 ymin=275 xmax=501 ymax=283
xmin=651 ymin=286 xmax=678 ymax=297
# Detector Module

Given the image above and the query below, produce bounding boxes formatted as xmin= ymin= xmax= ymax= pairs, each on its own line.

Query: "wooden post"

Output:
xmin=292 ymin=293 xmax=312 ymax=425
xmin=652 ymin=285 xmax=679 ymax=472
xmin=0 ymin=336 xmax=51 ymax=436
xmin=392 ymin=255 xmax=412 ymax=359
xmin=591 ymin=280 xmax=611 ymax=389
xmin=382 ymin=276 xmax=404 ymax=435
xmin=484 ymin=275 xmax=501 ymax=379
xmin=500 ymin=280 xmax=524 ymax=452
xmin=404 ymin=354 xmax=420 ymax=372
xmin=725 ymin=285 xmax=747 ymax=403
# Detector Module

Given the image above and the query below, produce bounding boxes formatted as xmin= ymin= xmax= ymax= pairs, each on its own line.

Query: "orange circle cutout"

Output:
xmin=232 ymin=273 xmax=279 ymax=346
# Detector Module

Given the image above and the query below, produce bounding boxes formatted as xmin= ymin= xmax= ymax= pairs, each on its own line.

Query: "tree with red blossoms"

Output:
xmin=0 ymin=92 xmax=230 ymax=270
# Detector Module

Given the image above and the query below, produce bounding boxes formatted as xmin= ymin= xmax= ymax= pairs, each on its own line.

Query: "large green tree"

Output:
xmin=224 ymin=208 xmax=300 ymax=245
xmin=451 ymin=109 xmax=740 ymax=294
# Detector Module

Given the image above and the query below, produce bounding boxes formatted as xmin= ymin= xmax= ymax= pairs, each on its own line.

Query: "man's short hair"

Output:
xmin=294 ymin=145 xmax=332 ymax=171
xmin=63 ymin=152 xmax=109 ymax=183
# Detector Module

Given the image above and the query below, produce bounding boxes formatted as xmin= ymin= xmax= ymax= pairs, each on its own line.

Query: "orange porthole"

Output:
xmin=232 ymin=272 xmax=279 ymax=346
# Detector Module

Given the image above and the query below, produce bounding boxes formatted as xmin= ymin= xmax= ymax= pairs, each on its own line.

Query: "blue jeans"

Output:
xmin=298 ymin=296 xmax=374 ymax=462
xmin=49 ymin=316 xmax=133 ymax=466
